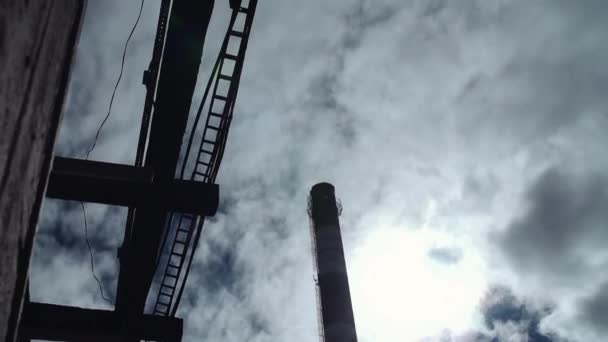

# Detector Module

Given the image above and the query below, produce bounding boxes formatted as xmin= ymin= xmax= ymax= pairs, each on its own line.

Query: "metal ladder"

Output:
xmin=194 ymin=0 xmax=257 ymax=184
xmin=153 ymin=0 xmax=258 ymax=317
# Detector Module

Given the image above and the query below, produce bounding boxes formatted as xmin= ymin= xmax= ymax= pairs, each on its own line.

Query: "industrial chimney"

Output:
xmin=308 ymin=183 xmax=358 ymax=342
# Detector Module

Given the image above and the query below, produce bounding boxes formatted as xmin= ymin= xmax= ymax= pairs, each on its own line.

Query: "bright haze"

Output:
xmin=30 ymin=1 xmax=608 ymax=341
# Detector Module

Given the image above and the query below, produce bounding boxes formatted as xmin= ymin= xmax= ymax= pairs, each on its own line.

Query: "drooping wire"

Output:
xmin=80 ymin=0 xmax=145 ymax=306
xmin=81 ymin=202 xmax=113 ymax=305
xmin=84 ymin=0 xmax=145 ymax=160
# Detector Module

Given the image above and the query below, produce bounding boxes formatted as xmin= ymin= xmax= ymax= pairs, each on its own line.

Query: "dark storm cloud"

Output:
xmin=36 ymin=201 xmax=86 ymax=253
xmin=342 ymin=1 xmax=401 ymax=50
xmin=479 ymin=286 xmax=554 ymax=342
xmin=495 ymin=165 xmax=608 ymax=340
xmin=304 ymin=0 xmax=403 ymax=146
xmin=199 ymin=236 xmax=245 ymax=296
xmin=498 ymin=167 xmax=608 ymax=281
xmin=578 ymin=281 xmax=608 ymax=335
xmin=215 ymin=190 xmax=239 ymax=217
xmin=421 ymin=0 xmax=447 ymax=19
xmin=427 ymin=246 xmax=462 ymax=265
xmin=32 ymin=198 xmax=124 ymax=304
xmin=34 ymin=200 xmax=124 ymax=262
xmin=448 ymin=0 xmax=608 ymax=158
xmin=487 ymin=58 xmax=608 ymax=139
xmin=246 ymin=311 xmax=271 ymax=336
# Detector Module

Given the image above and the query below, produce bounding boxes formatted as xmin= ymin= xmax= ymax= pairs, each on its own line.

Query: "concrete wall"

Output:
xmin=0 ymin=1 xmax=85 ymax=341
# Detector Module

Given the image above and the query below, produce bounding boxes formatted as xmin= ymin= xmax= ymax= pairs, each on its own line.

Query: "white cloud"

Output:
xmin=350 ymin=225 xmax=487 ymax=341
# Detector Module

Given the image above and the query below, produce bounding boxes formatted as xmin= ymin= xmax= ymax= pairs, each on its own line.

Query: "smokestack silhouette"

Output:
xmin=308 ymin=183 xmax=358 ymax=342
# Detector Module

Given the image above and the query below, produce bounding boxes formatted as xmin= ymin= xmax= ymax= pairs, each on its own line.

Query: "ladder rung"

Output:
xmin=174 ymin=239 xmax=186 ymax=246
xmin=200 ymin=148 xmax=213 ymax=155
xmin=196 ymin=160 xmax=209 ymax=166
xmin=155 ymin=308 xmax=168 ymax=314
xmin=158 ymin=294 xmax=171 ymax=303
xmin=214 ymin=94 xmax=228 ymax=101
xmin=159 ymin=294 xmax=172 ymax=301
xmin=168 ymin=257 xmax=182 ymax=265
xmin=197 ymin=149 xmax=209 ymax=157
xmin=209 ymin=112 xmax=222 ymax=118
xmin=238 ymin=7 xmax=248 ymax=13
xmin=180 ymin=218 xmax=192 ymax=226
xmin=163 ymin=271 xmax=177 ymax=281
xmin=223 ymin=53 xmax=238 ymax=61
xmin=207 ymin=125 xmax=220 ymax=131
xmin=168 ymin=264 xmax=179 ymax=270
xmin=170 ymin=252 xmax=182 ymax=258
xmin=177 ymin=228 xmax=190 ymax=234
xmin=194 ymin=172 xmax=208 ymax=180
xmin=229 ymin=30 xmax=243 ymax=38
xmin=218 ymin=74 xmax=232 ymax=81
xmin=160 ymin=284 xmax=174 ymax=292
xmin=197 ymin=150 xmax=210 ymax=159
xmin=202 ymin=139 xmax=215 ymax=145
xmin=167 ymin=266 xmax=180 ymax=275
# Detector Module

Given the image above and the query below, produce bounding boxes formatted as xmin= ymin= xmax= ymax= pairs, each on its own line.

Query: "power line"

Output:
xmin=84 ymin=0 xmax=145 ymax=160
xmin=80 ymin=0 xmax=145 ymax=306
xmin=81 ymin=202 xmax=113 ymax=305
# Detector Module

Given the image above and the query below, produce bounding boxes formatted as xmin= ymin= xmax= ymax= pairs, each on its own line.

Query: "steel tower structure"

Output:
xmin=11 ymin=0 xmax=258 ymax=340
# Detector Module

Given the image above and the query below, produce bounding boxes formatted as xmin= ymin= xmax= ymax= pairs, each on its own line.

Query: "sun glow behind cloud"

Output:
xmin=349 ymin=224 xmax=488 ymax=341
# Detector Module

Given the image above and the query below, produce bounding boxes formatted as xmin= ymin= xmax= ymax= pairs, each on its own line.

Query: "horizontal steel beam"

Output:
xmin=46 ymin=157 xmax=218 ymax=216
xmin=20 ymin=302 xmax=182 ymax=341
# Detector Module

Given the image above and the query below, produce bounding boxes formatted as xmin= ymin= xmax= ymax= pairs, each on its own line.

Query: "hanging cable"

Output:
xmin=81 ymin=202 xmax=113 ymax=305
xmin=80 ymin=0 xmax=145 ymax=306
xmin=84 ymin=0 xmax=145 ymax=160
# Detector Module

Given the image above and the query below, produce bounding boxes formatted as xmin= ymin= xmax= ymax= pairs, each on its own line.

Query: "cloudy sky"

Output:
xmin=29 ymin=0 xmax=608 ymax=341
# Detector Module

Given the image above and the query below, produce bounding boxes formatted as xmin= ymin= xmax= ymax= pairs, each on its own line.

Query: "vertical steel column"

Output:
xmin=309 ymin=183 xmax=358 ymax=342
xmin=115 ymin=0 xmax=215 ymax=322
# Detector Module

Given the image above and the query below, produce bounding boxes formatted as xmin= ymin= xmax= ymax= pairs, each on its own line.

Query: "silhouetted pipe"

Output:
xmin=309 ymin=183 xmax=358 ymax=342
